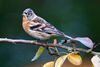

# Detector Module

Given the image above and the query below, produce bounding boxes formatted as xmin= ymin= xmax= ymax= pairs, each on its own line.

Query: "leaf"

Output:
xmin=67 ymin=53 xmax=82 ymax=65
xmin=31 ymin=46 xmax=45 ymax=61
xmin=55 ymin=55 xmax=68 ymax=67
xmin=74 ymin=37 xmax=94 ymax=48
xmin=91 ymin=55 xmax=100 ymax=67
xmin=43 ymin=61 xmax=54 ymax=67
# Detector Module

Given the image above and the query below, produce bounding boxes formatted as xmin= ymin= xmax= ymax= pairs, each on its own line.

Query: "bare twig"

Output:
xmin=0 ymin=38 xmax=100 ymax=55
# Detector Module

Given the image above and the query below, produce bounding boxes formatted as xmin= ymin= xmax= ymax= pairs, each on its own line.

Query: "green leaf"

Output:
xmin=31 ymin=46 xmax=45 ymax=61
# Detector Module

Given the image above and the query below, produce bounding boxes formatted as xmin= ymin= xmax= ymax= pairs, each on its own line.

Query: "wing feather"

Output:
xmin=31 ymin=16 xmax=64 ymax=35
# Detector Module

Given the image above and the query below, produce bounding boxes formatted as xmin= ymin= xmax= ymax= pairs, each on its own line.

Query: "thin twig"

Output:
xmin=0 ymin=38 xmax=100 ymax=55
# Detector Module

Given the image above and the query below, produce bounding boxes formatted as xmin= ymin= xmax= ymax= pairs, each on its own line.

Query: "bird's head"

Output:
xmin=23 ymin=8 xmax=37 ymax=21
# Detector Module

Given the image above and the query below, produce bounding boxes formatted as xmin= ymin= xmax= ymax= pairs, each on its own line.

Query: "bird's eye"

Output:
xmin=24 ymin=12 xmax=27 ymax=14
xmin=27 ymin=12 xmax=32 ymax=16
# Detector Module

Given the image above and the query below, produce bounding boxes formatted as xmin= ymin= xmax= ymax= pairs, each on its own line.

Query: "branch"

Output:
xmin=0 ymin=38 xmax=100 ymax=55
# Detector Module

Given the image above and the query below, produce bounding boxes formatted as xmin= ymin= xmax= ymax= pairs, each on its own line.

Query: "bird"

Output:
xmin=22 ymin=8 xmax=73 ymax=61
xmin=22 ymin=8 xmax=72 ymax=41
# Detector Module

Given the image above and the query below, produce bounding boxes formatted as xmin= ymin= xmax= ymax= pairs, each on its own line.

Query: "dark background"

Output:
xmin=0 ymin=0 xmax=100 ymax=67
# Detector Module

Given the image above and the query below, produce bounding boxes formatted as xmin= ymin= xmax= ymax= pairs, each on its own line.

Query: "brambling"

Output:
xmin=22 ymin=8 xmax=72 ymax=41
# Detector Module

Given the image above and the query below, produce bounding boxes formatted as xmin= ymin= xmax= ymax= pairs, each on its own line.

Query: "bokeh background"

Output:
xmin=0 ymin=0 xmax=100 ymax=67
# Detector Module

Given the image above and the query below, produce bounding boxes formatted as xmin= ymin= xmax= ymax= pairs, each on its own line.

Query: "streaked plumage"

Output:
xmin=22 ymin=8 xmax=72 ymax=40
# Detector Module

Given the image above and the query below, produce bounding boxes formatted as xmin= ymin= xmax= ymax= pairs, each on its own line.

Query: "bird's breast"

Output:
xmin=22 ymin=22 xmax=51 ymax=40
xmin=22 ymin=16 xmax=52 ymax=40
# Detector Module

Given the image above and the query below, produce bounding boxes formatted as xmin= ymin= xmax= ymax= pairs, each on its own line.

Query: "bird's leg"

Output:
xmin=47 ymin=39 xmax=60 ymax=56
xmin=37 ymin=40 xmax=56 ymax=55
xmin=53 ymin=39 xmax=59 ymax=55
xmin=37 ymin=40 xmax=53 ymax=55
xmin=37 ymin=39 xmax=59 ymax=56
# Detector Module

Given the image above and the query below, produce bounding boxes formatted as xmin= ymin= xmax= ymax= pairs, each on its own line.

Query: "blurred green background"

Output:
xmin=0 ymin=0 xmax=100 ymax=67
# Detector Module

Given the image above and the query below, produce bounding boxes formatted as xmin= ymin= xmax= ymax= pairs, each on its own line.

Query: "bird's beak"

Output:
xmin=22 ymin=11 xmax=27 ymax=16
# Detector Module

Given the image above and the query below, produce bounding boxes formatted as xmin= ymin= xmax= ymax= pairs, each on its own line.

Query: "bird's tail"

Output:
xmin=57 ymin=30 xmax=73 ymax=39
xmin=63 ymin=33 xmax=73 ymax=39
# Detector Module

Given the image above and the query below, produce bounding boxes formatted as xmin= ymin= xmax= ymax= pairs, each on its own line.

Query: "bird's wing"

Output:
xmin=30 ymin=16 xmax=64 ymax=36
